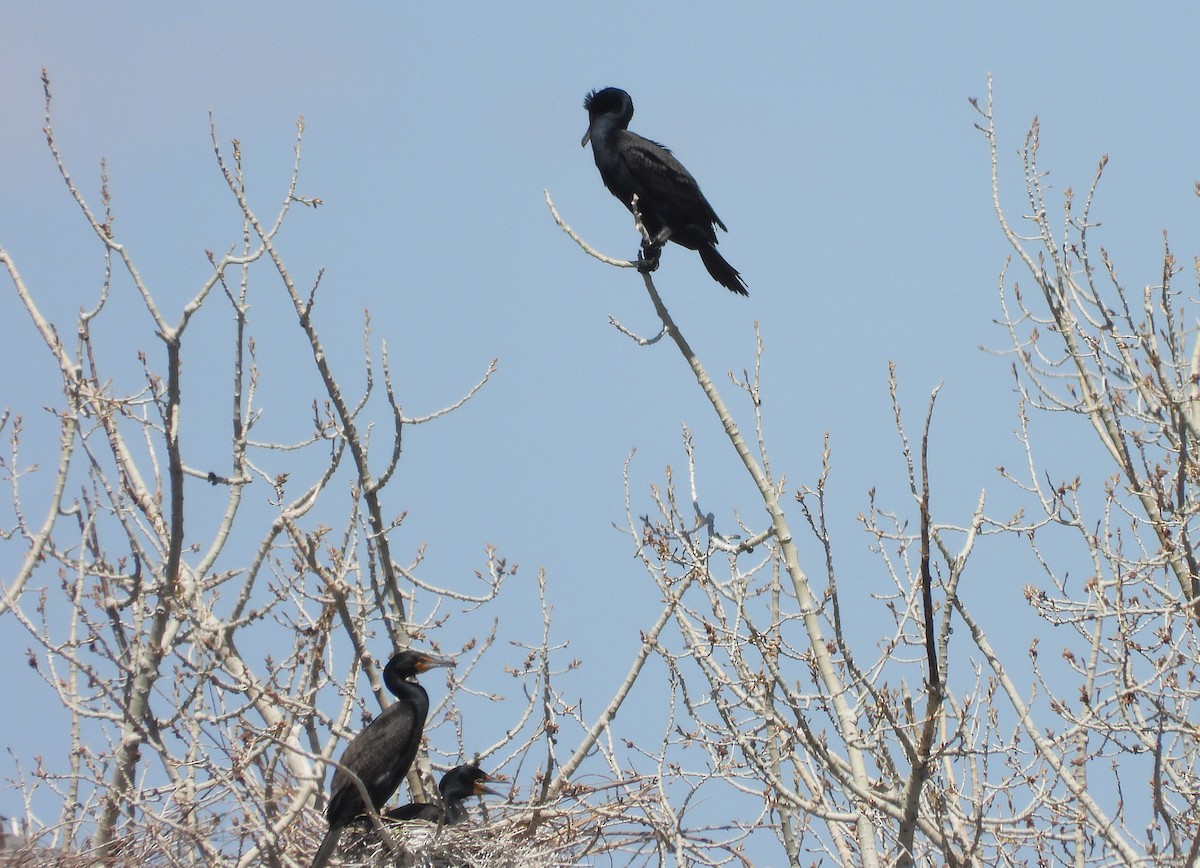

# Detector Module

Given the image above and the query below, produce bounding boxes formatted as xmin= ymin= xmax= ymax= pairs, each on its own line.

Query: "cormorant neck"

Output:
xmin=444 ymin=799 xmax=467 ymax=825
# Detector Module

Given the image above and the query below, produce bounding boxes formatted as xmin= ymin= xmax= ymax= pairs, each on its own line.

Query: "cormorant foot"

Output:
xmin=637 ymin=242 xmax=663 ymax=274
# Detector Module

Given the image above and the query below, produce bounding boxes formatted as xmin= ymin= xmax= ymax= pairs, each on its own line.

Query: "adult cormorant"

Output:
xmin=310 ymin=649 xmax=453 ymax=868
xmin=383 ymin=763 xmax=497 ymax=824
xmin=582 ymin=87 xmax=748 ymax=296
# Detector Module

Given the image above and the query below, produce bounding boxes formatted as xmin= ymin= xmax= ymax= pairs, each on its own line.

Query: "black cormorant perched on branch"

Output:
xmin=383 ymin=763 xmax=497 ymax=824
xmin=582 ymin=87 xmax=748 ymax=296
xmin=310 ymin=649 xmax=453 ymax=868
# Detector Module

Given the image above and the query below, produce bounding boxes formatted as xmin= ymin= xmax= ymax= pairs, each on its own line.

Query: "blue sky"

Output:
xmin=3 ymin=3 xmax=1199 ymax=860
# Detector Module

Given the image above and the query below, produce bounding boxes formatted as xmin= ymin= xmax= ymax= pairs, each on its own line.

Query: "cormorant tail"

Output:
xmin=310 ymin=826 xmax=340 ymax=868
xmin=699 ymin=244 xmax=748 ymax=296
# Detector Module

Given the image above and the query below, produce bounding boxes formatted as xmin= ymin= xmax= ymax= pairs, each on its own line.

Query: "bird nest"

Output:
xmin=292 ymin=777 xmax=681 ymax=867
xmin=2 ymin=777 xmax=692 ymax=866
xmin=317 ymin=819 xmax=570 ymax=868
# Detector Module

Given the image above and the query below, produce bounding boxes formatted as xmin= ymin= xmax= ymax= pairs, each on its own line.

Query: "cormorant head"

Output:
xmin=440 ymin=763 xmax=498 ymax=801
xmin=382 ymin=649 xmax=454 ymax=692
xmin=440 ymin=763 xmax=499 ymax=824
xmin=582 ymin=87 xmax=634 ymax=146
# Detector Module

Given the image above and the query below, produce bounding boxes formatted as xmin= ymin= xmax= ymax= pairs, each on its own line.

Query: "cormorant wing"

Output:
xmin=385 ymin=802 xmax=441 ymax=823
xmin=618 ymin=132 xmax=727 ymax=233
xmin=329 ymin=702 xmax=422 ymax=815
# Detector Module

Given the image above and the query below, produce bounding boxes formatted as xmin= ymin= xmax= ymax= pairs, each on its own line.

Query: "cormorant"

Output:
xmin=383 ymin=763 xmax=497 ymax=824
xmin=582 ymin=87 xmax=748 ymax=296
xmin=310 ymin=649 xmax=453 ymax=868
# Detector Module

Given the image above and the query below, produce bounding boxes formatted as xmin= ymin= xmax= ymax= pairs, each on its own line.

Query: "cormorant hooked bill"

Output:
xmin=310 ymin=649 xmax=454 ymax=868
xmin=383 ymin=763 xmax=497 ymax=825
xmin=582 ymin=87 xmax=748 ymax=296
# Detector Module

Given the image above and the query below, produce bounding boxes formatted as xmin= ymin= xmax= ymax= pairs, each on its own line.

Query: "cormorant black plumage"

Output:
xmin=383 ymin=763 xmax=497 ymax=825
xmin=582 ymin=87 xmax=747 ymax=296
xmin=310 ymin=649 xmax=453 ymax=868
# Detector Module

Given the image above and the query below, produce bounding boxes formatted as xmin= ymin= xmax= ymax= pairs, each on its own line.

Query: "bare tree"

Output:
xmin=545 ymin=74 xmax=1200 ymax=866
xmin=6 ymin=68 xmax=1198 ymax=867
xmin=973 ymin=75 xmax=1200 ymax=864
xmin=0 ymin=68 xmax=520 ymax=866
xmin=0 ymin=72 xmax=784 ymax=868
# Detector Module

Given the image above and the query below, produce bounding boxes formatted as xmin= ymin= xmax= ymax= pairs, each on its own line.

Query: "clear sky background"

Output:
xmin=2 ymin=4 xmax=1199 ymax=861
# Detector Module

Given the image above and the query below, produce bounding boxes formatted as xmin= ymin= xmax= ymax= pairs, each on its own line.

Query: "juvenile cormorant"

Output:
xmin=310 ymin=649 xmax=453 ymax=868
xmin=582 ymin=87 xmax=748 ymax=296
xmin=383 ymin=763 xmax=497 ymax=824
